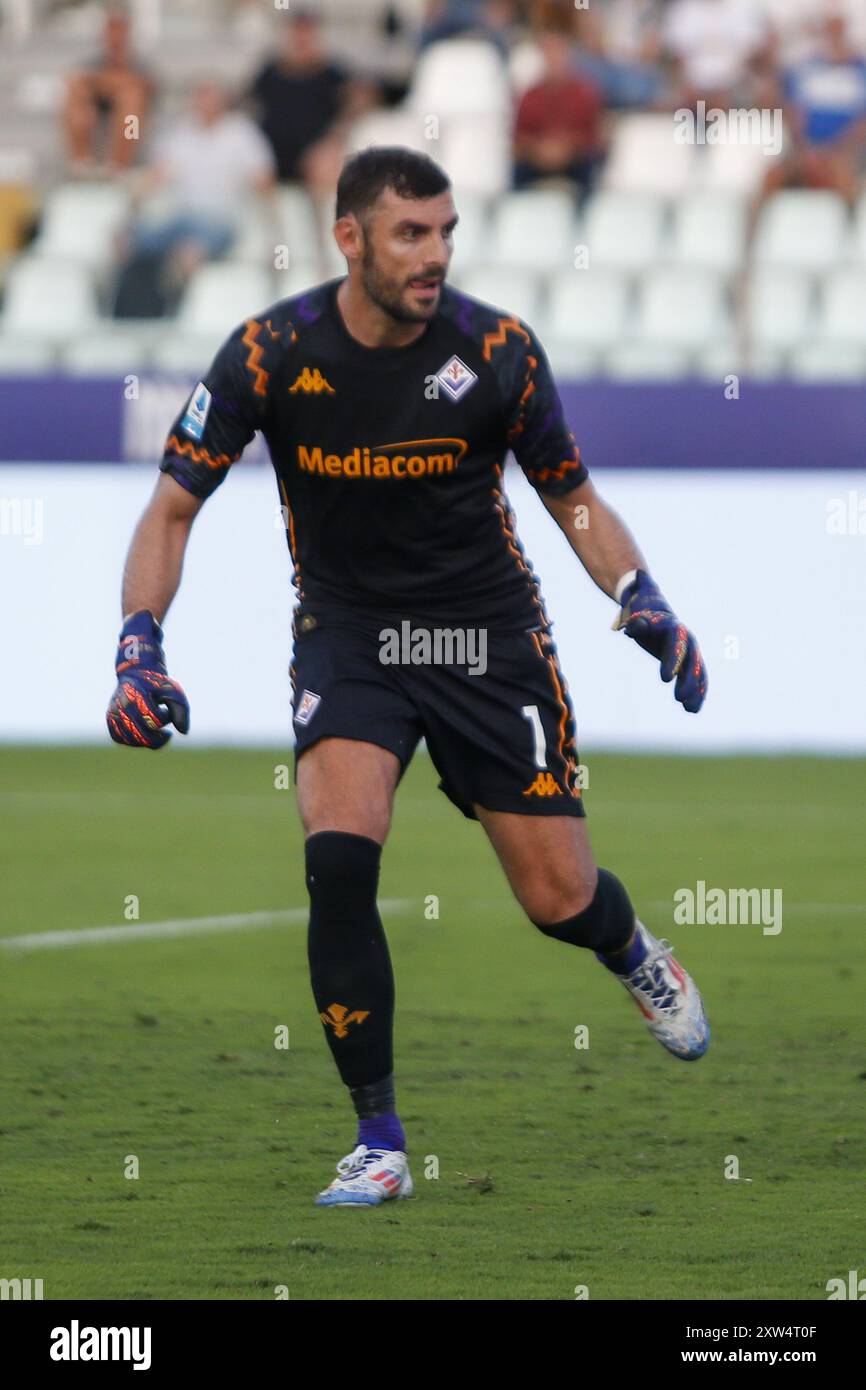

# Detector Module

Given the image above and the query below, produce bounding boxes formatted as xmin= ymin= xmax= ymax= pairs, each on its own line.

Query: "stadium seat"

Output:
xmin=0 ymin=336 xmax=58 ymax=372
xmin=788 ymin=341 xmax=866 ymax=382
xmin=580 ymin=191 xmax=667 ymax=273
xmin=848 ymin=191 xmax=866 ymax=264
xmin=817 ymin=268 xmax=866 ymax=346
xmin=633 ymin=267 xmax=731 ymax=351
xmin=347 ymin=107 xmax=430 ymax=156
xmin=508 ymin=37 xmax=545 ymax=97
xmin=753 ymin=191 xmax=850 ymax=274
xmin=669 ymin=192 xmax=747 ymax=276
xmin=438 ymin=116 xmax=511 ymax=199
xmin=407 ymin=38 xmax=510 ymax=117
xmin=274 ymin=185 xmax=324 ymax=266
xmin=61 ymin=327 xmax=160 ymax=374
xmin=148 ymin=334 xmax=230 ymax=374
xmin=546 ymin=268 xmax=632 ymax=350
xmin=489 ymin=190 xmax=577 ymax=274
xmin=30 ymin=181 xmax=130 ymax=268
xmin=747 ymin=267 xmax=816 ymax=352
xmin=603 ymin=342 xmax=692 ymax=380
xmin=454 ymin=266 xmax=543 ymax=327
xmin=176 ymin=265 xmax=276 ymax=338
xmin=1 ymin=256 xmax=98 ymax=340
xmin=446 ymin=191 xmax=492 ymax=275
xmin=543 ymin=341 xmax=602 ymax=379
xmin=603 ymin=114 xmax=696 ymax=198
xmin=691 ymin=140 xmax=782 ymax=197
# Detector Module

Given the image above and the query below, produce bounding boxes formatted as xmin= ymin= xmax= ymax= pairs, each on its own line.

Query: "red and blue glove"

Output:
xmin=106 ymin=610 xmax=190 ymax=748
xmin=614 ymin=569 xmax=708 ymax=714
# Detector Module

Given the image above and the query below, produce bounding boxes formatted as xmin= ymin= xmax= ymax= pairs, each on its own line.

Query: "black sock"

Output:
xmin=306 ymin=831 xmax=395 ymax=1089
xmin=533 ymin=867 xmax=636 ymax=954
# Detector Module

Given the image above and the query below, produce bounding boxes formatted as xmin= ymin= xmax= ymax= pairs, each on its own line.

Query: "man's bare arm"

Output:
xmin=121 ymin=473 xmax=205 ymax=621
xmin=540 ymin=475 xmax=646 ymax=600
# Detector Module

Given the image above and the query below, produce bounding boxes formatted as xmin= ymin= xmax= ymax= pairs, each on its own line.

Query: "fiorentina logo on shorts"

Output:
xmin=436 ymin=354 xmax=478 ymax=402
xmin=294 ymin=689 xmax=321 ymax=726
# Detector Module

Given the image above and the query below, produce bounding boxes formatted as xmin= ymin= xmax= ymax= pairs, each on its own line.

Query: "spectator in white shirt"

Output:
xmin=123 ymin=81 xmax=276 ymax=296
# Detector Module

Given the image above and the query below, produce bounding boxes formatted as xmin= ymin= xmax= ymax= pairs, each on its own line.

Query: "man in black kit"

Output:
xmin=108 ymin=147 xmax=710 ymax=1207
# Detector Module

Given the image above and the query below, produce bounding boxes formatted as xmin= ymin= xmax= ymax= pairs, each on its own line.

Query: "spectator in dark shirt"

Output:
xmin=248 ymin=10 xmax=351 ymax=184
xmin=513 ymin=28 xmax=605 ymax=196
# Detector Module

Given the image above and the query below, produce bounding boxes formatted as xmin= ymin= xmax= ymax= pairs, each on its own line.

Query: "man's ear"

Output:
xmin=334 ymin=212 xmax=363 ymax=264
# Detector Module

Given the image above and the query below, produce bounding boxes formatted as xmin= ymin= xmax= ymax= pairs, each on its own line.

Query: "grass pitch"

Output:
xmin=0 ymin=746 xmax=863 ymax=1300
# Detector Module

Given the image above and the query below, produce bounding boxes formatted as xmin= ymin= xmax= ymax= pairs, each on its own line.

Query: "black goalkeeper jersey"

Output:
xmin=159 ymin=277 xmax=587 ymax=629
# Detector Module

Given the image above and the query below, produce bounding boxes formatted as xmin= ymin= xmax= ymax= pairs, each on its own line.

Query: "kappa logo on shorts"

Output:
xmin=294 ymin=689 xmax=321 ymax=725
xmin=522 ymin=771 xmax=562 ymax=798
xmin=436 ymin=354 xmax=477 ymax=402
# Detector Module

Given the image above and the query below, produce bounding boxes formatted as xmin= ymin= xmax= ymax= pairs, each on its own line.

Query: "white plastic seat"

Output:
xmin=691 ymin=140 xmax=782 ymax=197
xmin=274 ymin=185 xmax=323 ymax=265
xmin=603 ymin=114 xmax=696 ymax=197
xmin=61 ymin=328 xmax=159 ymax=374
xmin=669 ymin=192 xmax=747 ymax=275
xmin=603 ymin=342 xmax=691 ymax=380
xmin=0 ymin=336 xmax=58 ymax=371
xmin=634 ymin=267 xmax=731 ymax=351
xmin=490 ymin=190 xmax=577 ymax=274
xmin=30 ymin=182 xmax=130 ymax=267
xmin=818 ymin=269 xmax=866 ymax=345
xmin=176 ymin=265 xmax=275 ymax=337
xmin=581 ymin=191 xmax=667 ymax=273
xmin=439 ymin=116 xmax=510 ymax=199
xmin=455 ymin=266 xmax=543 ymax=327
xmin=546 ymin=268 xmax=631 ymax=350
xmin=747 ymin=268 xmax=815 ymax=351
xmin=446 ymin=191 xmax=491 ymax=275
xmin=753 ymin=191 xmax=850 ymax=273
xmin=149 ymin=334 xmax=229 ymax=373
xmin=346 ymin=108 xmax=430 ymax=156
xmin=544 ymin=341 xmax=601 ymax=379
xmin=1 ymin=257 xmax=98 ymax=339
xmin=407 ymin=38 xmax=509 ymax=117
xmin=788 ymin=341 xmax=866 ymax=382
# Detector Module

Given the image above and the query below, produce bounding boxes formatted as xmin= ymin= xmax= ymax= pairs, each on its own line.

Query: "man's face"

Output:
xmin=354 ymin=188 xmax=458 ymax=324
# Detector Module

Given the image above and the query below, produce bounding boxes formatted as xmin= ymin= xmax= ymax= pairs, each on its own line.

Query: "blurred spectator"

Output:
xmin=420 ymin=0 xmax=522 ymax=55
xmin=663 ymin=0 xmax=771 ymax=108
xmin=571 ymin=0 xmax=667 ymax=109
xmin=63 ymin=7 xmax=153 ymax=177
xmin=763 ymin=14 xmax=866 ymax=205
xmin=113 ymin=81 xmax=275 ymax=317
xmin=248 ymin=10 xmax=359 ymax=186
xmin=513 ymin=28 xmax=605 ymax=196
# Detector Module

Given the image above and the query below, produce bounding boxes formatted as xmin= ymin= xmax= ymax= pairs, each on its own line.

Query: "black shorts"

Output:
xmin=289 ymin=608 xmax=586 ymax=820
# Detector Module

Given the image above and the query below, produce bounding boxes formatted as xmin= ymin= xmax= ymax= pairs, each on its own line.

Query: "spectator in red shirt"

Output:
xmin=513 ymin=27 xmax=606 ymax=197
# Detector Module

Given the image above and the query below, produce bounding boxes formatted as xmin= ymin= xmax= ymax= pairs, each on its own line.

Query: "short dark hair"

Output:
xmin=335 ymin=146 xmax=451 ymax=222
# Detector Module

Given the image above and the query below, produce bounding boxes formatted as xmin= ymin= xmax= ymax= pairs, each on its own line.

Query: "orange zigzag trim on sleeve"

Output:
xmin=482 ymin=315 xmax=531 ymax=362
xmin=165 ymin=434 xmax=238 ymax=471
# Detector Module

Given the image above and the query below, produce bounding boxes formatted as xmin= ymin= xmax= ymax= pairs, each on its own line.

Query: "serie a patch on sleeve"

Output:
xmin=181 ymin=382 xmax=212 ymax=441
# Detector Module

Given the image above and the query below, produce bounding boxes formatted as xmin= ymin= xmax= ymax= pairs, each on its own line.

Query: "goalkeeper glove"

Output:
xmin=106 ymin=610 xmax=190 ymax=748
xmin=613 ymin=569 xmax=708 ymax=714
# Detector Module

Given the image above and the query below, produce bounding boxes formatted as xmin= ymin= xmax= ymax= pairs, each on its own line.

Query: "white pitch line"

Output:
xmin=0 ymin=900 xmax=414 ymax=953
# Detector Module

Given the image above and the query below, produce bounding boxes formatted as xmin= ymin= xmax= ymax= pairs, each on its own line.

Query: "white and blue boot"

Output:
xmin=315 ymin=1144 xmax=414 ymax=1207
xmin=615 ymin=920 xmax=710 ymax=1060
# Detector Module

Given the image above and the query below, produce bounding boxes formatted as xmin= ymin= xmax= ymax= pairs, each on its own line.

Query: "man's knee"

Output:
xmin=532 ymin=867 xmax=635 ymax=952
